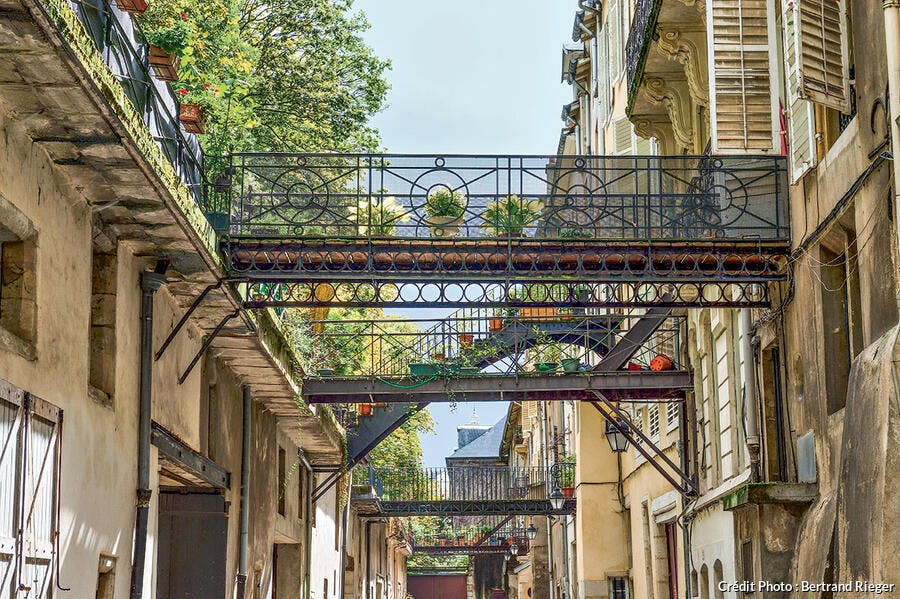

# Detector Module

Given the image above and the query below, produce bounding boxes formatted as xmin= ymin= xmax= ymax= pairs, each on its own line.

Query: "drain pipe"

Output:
xmin=740 ymin=309 xmax=761 ymax=481
xmin=236 ymin=385 xmax=252 ymax=598
xmin=298 ymin=450 xmax=314 ymax=599
xmin=884 ymin=1 xmax=900 ymax=266
xmin=130 ymin=262 xmax=167 ymax=599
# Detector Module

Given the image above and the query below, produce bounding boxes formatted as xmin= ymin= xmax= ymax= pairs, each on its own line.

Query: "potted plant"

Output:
xmin=115 ymin=0 xmax=148 ymax=13
xmin=558 ymin=228 xmax=592 ymax=239
xmin=481 ymin=195 xmax=543 ymax=237
xmin=459 ymin=333 xmax=474 ymax=347
xmin=359 ymin=404 xmax=373 ymax=416
xmin=348 ymin=193 xmax=409 ymax=237
xmin=489 ymin=316 xmax=504 ymax=332
xmin=514 ymin=425 xmax=524 ymax=445
xmin=559 ymin=454 xmax=576 ymax=497
xmin=178 ymin=99 xmax=207 ymax=134
xmin=424 ymin=188 xmax=466 ymax=237
xmin=144 ymin=23 xmax=190 ymax=81
xmin=561 ymin=356 xmax=581 ymax=373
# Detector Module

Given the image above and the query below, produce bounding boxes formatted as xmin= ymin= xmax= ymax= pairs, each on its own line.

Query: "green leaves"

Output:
xmin=139 ymin=0 xmax=389 ymax=155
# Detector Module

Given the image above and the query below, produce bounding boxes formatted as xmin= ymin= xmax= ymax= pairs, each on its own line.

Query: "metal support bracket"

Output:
xmin=589 ymin=392 xmax=697 ymax=496
xmin=178 ymin=309 xmax=240 ymax=384
xmin=156 ymin=280 xmax=224 ymax=361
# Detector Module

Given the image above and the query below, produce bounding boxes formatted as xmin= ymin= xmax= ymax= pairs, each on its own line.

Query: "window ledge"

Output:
xmin=0 ymin=326 xmax=35 ymax=361
xmin=88 ymin=385 xmax=114 ymax=409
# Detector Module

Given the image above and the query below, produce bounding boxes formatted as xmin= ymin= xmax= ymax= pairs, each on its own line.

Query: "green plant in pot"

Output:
xmin=534 ymin=337 xmax=562 ymax=373
xmin=559 ymin=454 xmax=576 ymax=496
xmin=481 ymin=195 xmax=543 ymax=237
xmin=559 ymin=228 xmax=592 ymax=239
xmin=349 ymin=192 xmax=409 ymax=237
xmin=424 ymin=187 xmax=466 ymax=237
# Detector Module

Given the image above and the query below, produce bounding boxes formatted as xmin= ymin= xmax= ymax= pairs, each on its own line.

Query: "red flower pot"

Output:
xmin=179 ymin=103 xmax=206 ymax=134
xmin=650 ymin=354 xmax=674 ymax=371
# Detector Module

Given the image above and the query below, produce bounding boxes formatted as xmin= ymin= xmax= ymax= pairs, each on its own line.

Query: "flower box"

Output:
xmin=148 ymin=45 xmax=179 ymax=81
xmin=179 ymin=103 xmax=206 ymax=134
xmin=115 ymin=0 xmax=148 ymax=13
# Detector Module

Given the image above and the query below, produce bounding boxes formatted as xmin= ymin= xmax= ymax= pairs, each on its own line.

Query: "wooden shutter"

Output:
xmin=0 ymin=383 xmax=60 ymax=599
xmin=597 ymin=26 xmax=611 ymax=127
xmin=796 ymin=0 xmax=850 ymax=111
xmin=707 ymin=0 xmax=781 ymax=153
xmin=614 ymin=117 xmax=635 ymax=155
xmin=607 ymin=0 xmax=621 ymax=79
xmin=783 ymin=0 xmax=817 ymax=182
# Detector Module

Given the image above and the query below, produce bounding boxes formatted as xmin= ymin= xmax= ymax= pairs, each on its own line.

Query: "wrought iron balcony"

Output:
xmin=220 ymin=154 xmax=789 ymax=298
xmin=305 ymin=309 xmax=683 ymax=379
xmin=64 ymin=0 xmax=207 ymax=205
xmin=625 ymin=0 xmax=661 ymax=108
xmin=354 ymin=466 xmax=575 ymax=516
xmin=413 ymin=525 xmax=530 ymax=556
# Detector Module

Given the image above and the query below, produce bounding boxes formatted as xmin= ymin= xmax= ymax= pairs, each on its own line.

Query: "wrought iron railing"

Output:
xmin=625 ymin=0 xmax=661 ymax=107
xmin=223 ymin=154 xmax=789 ymax=243
xmin=307 ymin=310 xmax=684 ymax=379
xmin=366 ymin=465 xmax=574 ymax=503
xmin=61 ymin=0 xmax=209 ymax=208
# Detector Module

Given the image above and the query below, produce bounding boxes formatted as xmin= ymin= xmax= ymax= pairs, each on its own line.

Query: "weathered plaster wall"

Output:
xmin=573 ymin=403 xmax=628 ymax=599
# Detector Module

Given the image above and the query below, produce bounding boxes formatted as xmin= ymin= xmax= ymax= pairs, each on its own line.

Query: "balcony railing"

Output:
xmin=306 ymin=310 xmax=684 ymax=379
xmin=366 ymin=465 xmax=573 ymax=503
xmin=625 ymin=0 xmax=661 ymax=107
xmin=62 ymin=0 xmax=208 ymax=207
xmin=223 ymin=154 xmax=789 ymax=243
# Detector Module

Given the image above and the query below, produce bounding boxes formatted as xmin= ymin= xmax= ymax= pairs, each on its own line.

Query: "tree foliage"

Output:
xmin=139 ymin=0 xmax=390 ymax=156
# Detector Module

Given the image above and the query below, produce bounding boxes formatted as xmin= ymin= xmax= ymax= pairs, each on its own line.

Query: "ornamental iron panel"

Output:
xmin=221 ymin=154 xmax=788 ymax=243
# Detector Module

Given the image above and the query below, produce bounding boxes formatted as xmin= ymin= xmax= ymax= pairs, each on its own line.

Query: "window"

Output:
xmin=0 ymin=194 xmax=37 ymax=359
xmin=648 ymin=405 xmax=660 ymax=440
xmin=278 ymin=446 xmax=286 ymax=516
xmin=820 ymin=233 xmax=862 ymax=414
xmin=708 ymin=0 xmax=780 ymax=152
xmin=666 ymin=401 xmax=679 ymax=431
xmin=609 ymin=577 xmax=630 ymax=599
xmin=96 ymin=554 xmax=117 ymax=599
xmin=0 ymin=380 xmax=61 ymax=596
xmin=88 ymin=237 xmax=117 ymax=407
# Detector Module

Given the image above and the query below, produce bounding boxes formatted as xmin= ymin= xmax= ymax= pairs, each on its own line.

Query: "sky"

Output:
xmin=353 ymin=0 xmax=573 ymax=467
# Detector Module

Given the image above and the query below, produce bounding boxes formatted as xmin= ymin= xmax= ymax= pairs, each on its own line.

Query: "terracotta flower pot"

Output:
xmin=426 ymin=215 xmax=463 ymax=238
xmin=459 ymin=333 xmax=474 ymax=347
xmin=359 ymin=404 xmax=373 ymax=416
xmin=562 ymin=486 xmax=574 ymax=498
xmin=650 ymin=354 xmax=674 ymax=371
xmin=148 ymin=45 xmax=179 ymax=82
xmin=489 ymin=317 xmax=503 ymax=332
xmin=115 ymin=0 xmax=148 ymax=13
xmin=179 ymin=103 xmax=206 ymax=134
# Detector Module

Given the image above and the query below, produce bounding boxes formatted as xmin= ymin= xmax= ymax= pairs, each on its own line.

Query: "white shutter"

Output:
xmin=796 ymin=0 xmax=850 ymax=111
xmin=597 ymin=27 xmax=610 ymax=127
xmin=707 ymin=0 xmax=781 ymax=153
xmin=607 ymin=0 xmax=621 ymax=79
xmin=783 ymin=1 xmax=817 ymax=182
xmin=614 ymin=117 xmax=635 ymax=155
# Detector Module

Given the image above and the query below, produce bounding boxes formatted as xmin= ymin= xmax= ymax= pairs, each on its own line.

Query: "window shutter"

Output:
xmin=707 ymin=0 xmax=781 ymax=153
xmin=796 ymin=0 xmax=850 ymax=111
xmin=614 ymin=117 xmax=634 ymax=155
xmin=784 ymin=1 xmax=817 ymax=182
xmin=607 ymin=0 xmax=621 ymax=79
xmin=634 ymin=135 xmax=654 ymax=156
xmin=597 ymin=27 xmax=610 ymax=127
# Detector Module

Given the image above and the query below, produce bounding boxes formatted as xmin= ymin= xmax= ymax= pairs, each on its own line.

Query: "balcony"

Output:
xmin=221 ymin=153 xmax=789 ymax=308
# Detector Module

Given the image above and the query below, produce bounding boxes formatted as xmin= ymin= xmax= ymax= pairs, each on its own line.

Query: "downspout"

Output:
xmin=299 ymin=450 xmax=314 ymax=599
xmin=541 ymin=402 xmax=556 ymax=599
xmin=236 ymin=385 xmax=252 ymax=598
xmin=365 ymin=521 xmax=374 ymax=599
xmin=339 ymin=470 xmax=353 ymax=599
xmin=558 ymin=400 xmax=573 ymax=599
xmin=740 ymin=309 xmax=761 ymax=482
xmin=129 ymin=263 xmax=167 ymax=599
xmin=884 ymin=0 xmax=900 ymax=267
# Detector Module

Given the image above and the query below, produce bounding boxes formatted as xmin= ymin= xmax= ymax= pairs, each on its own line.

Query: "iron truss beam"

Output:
xmin=222 ymin=238 xmax=787 ymax=282
xmin=240 ymin=279 xmax=771 ymax=309
xmin=413 ymin=545 xmax=527 ymax=556
xmin=369 ymin=499 xmax=575 ymax=517
xmin=303 ymin=371 xmax=691 ymax=403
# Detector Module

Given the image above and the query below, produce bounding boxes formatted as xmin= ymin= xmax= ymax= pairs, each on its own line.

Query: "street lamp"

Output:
xmin=510 ymin=543 xmax=519 ymax=556
xmin=526 ymin=524 xmax=538 ymax=541
xmin=549 ymin=487 xmax=565 ymax=510
xmin=605 ymin=419 xmax=630 ymax=453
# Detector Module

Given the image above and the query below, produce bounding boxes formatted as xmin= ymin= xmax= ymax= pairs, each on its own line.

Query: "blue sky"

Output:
xmin=354 ymin=0 xmax=573 ymax=466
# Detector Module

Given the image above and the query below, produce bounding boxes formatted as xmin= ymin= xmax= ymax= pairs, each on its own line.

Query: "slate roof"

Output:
xmin=446 ymin=415 xmax=508 ymax=461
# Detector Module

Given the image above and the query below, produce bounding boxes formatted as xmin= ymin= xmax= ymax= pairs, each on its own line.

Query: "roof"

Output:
xmin=446 ymin=415 xmax=508 ymax=461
